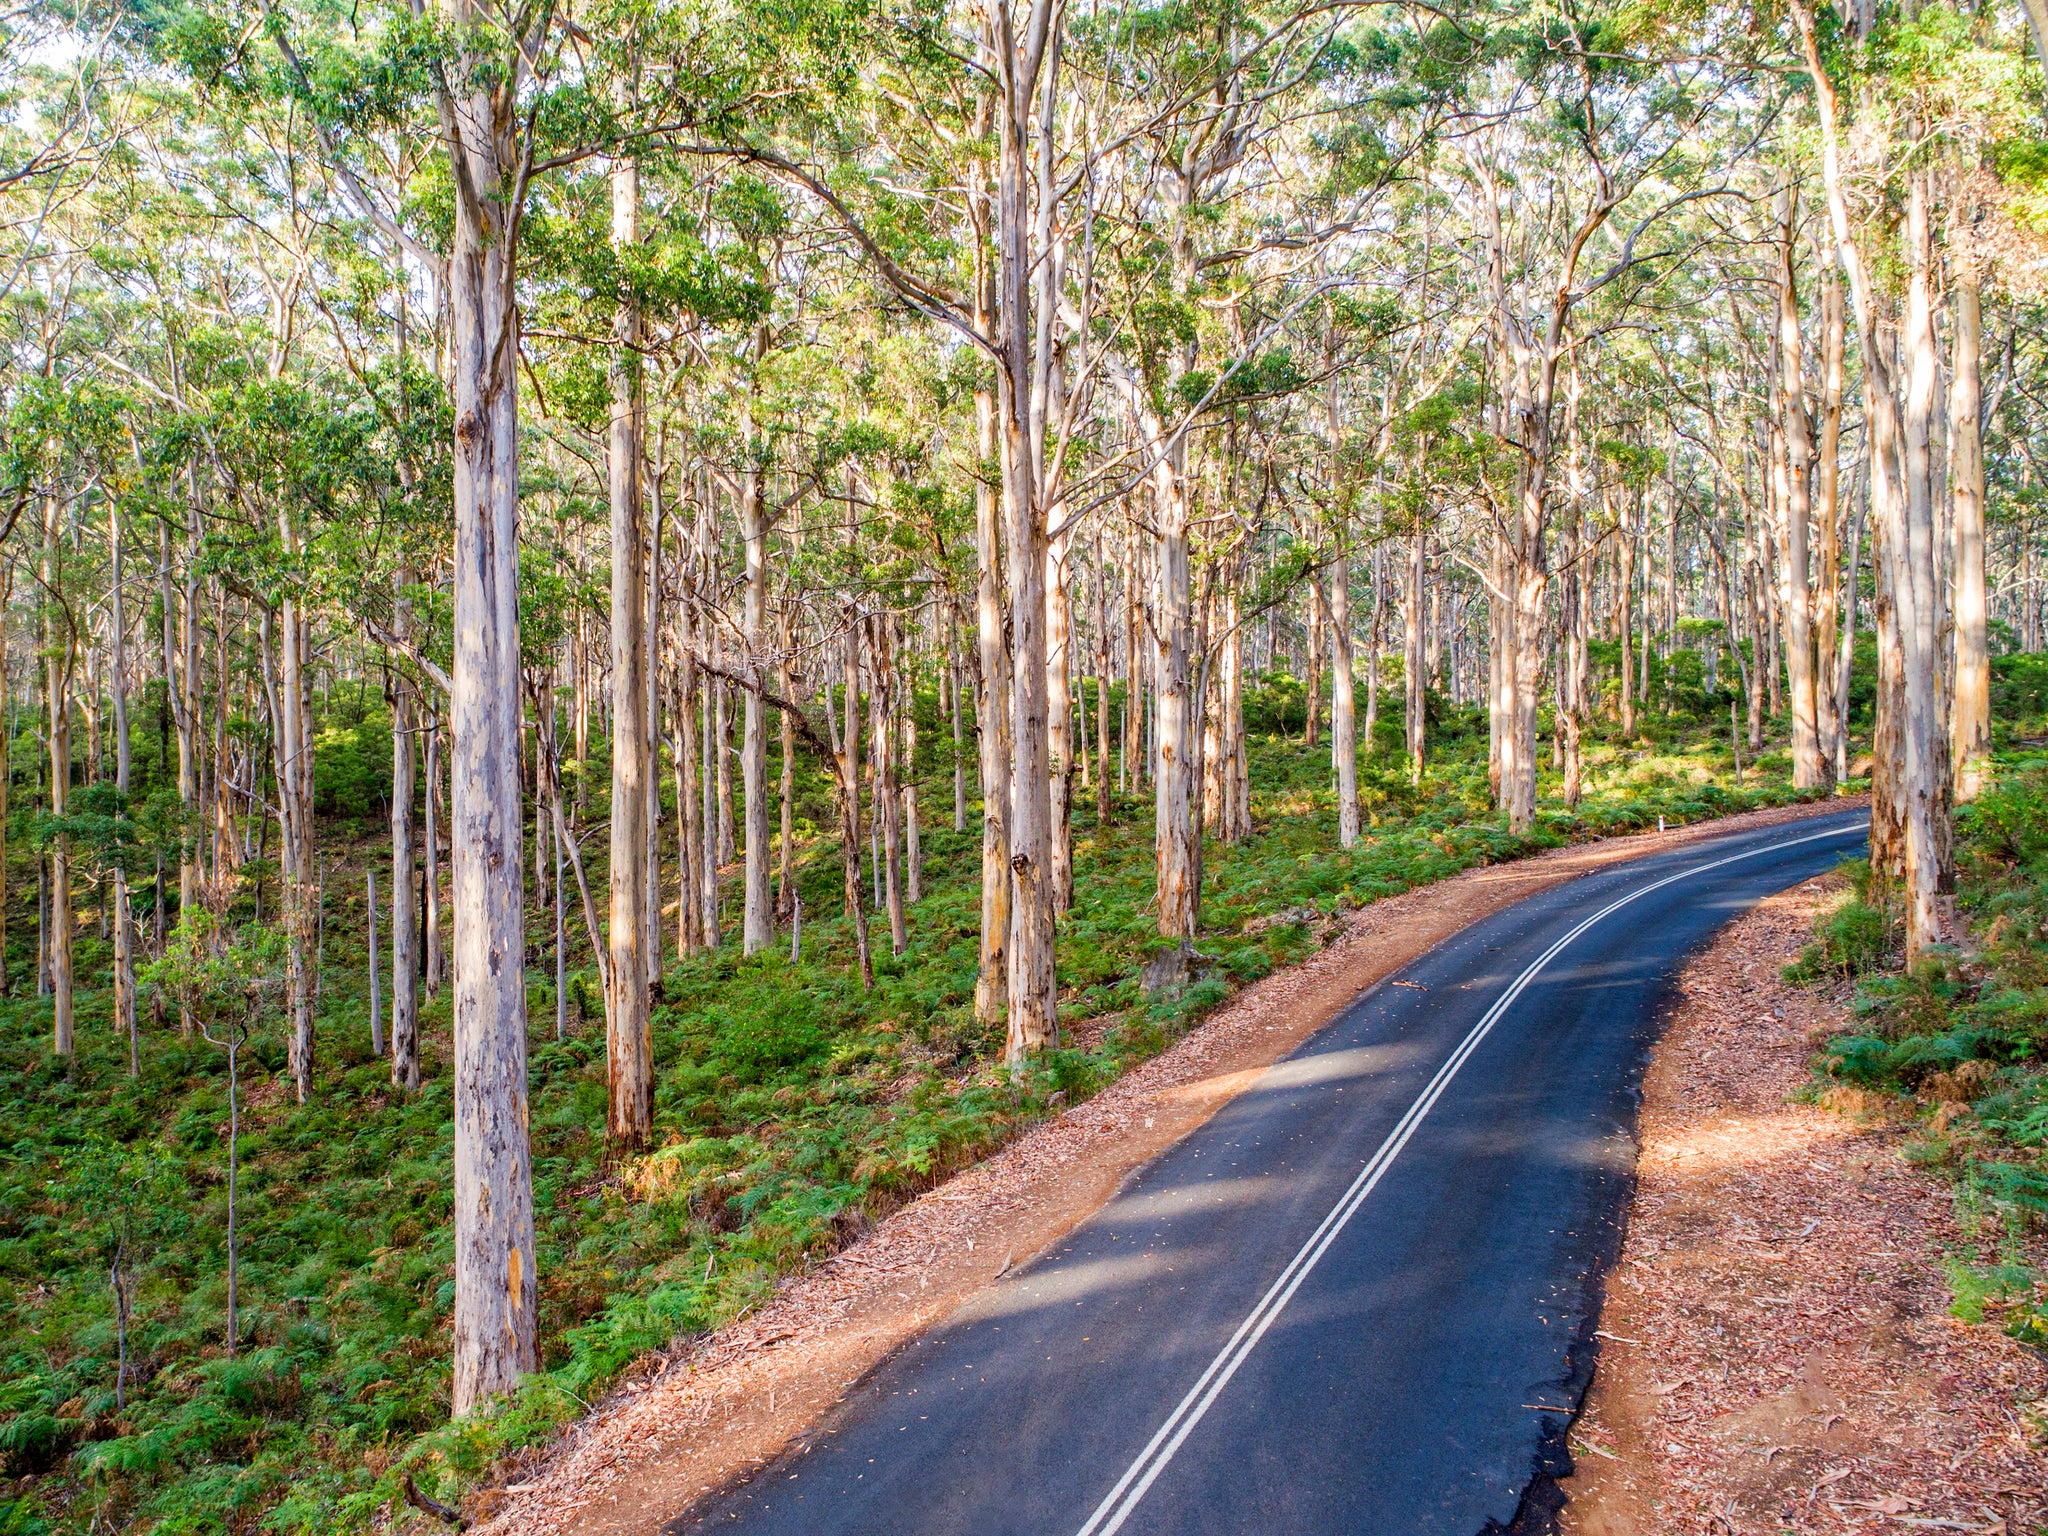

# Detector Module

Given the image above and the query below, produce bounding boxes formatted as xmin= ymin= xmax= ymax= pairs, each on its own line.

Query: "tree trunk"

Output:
xmin=1406 ymin=519 xmax=1427 ymax=786
xmin=605 ymin=140 xmax=652 ymax=1146
xmin=1814 ymin=258 xmax=1847 ymax=781
xmin=1618 ymin=486 xmax=1637 ymax=740
xmin=779 ymin=638 xmax=799 ymax=920
xmin=1046 ymin=523 xmax=1075 ymax=914
xmin=1331 ymin=549 xmax=1359 ymax=846
xmin=424 ymin=712 xmax=445 ymax=994
xmin=901 ymin=658 xmax=923 ymax=904
xmin=368 ymin=869 xmax=383 ymax=1058
xmin=1304 ymin=573 xmax=1324 ymax=748
xmin=740 ymin=374 xmax=775 ymax=954
xmin=1777 ymin=184 xmax=1824 ymax=789
xmin=828 ymin=629 xmax=874 ymax=989
xmin=1094 ymin=537 xmax=1114 ymax=828
xmin=391 ymin=653 xmax=420 ymax=1091
xmin=109 ymin=502 xmax=135 ymax=1070
xmin=947 ymin=605 xmax=967 ymax=833
xmin=972 ymin=385 xmax=1011 ymax=1027
xmin=43 ymin=491 xmax=72 ymax=1057
xmin=442 ymin=51 xmax=537 ymax=1412
xmin=870 ymin=618 xmax=908 ymax=954
xmin=1950 ymin=231 xmax=1989 ymax=801
xmin=1152 ymin=448 xmax=1197 ymax=945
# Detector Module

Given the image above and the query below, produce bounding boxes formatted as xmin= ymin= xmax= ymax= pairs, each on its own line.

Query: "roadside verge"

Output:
xmin=1556 ymin=874 xmax=2048 ymax=1535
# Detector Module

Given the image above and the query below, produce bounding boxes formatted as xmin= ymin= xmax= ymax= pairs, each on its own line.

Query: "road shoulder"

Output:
xmin=1556 ymin=875 xmax=2048 ymax=1535
xmin=481 ymin=799 xmax=1858 ymax=1536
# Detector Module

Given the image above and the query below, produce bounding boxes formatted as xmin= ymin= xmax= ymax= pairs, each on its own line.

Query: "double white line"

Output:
xmin=1072 ymin=820 xmax=1862 ymax=1536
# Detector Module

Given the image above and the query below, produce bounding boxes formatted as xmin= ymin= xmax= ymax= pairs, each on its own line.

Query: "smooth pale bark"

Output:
xmin=694 ymin=490 xmax=721 ymax=949
xmin=1776 ymin=186 xmax=1824 ymax=789
xmin=1950 ymin=243 xmax=1989 ymax=801
xmin=1814 ymin=260 xmax=1847 ymax=780
xmin=740 ymin=367 xmax=774 ymax=953
xmin=1796 ymin=22 xmax=1946 ymax=949
xmin=1150 ymin=446 xmax=1197 ymax=947
xmin=424 ymin=716 xmax=444 ymax=994
xmin=870 ymin=618 xmax=908 ymax=955
xmin=1122 ymin=548 xmax=1142 ymax=789
xmin=644 ymin=475 xmax=663 ymax=992
xmin=1046 ymin=523 xmax=1075 ymax=914
xmin=672 ymin=670 xmax=697 ymax=954
xmin=441 ymin=34 xmax=537 ymax=1412
xmin=1304 ymin=575 xmax=1324 ymax=748
xmin=1331 ymin=549 xmax=1359 ymax=847
xmin=368 ymin=870 xmax=383 ymax=1058
xmin=605 ymin=140 xmax=652 ymax=1147
xmin=1897 ymin=171 xmax=1954 ymax=938
xmin=988 ymin=43 xmax=1058 ymax=1061
xmin=901 ymin=659 xmax=923 ymax=904
xmin=43 ymin=492 xmax=72 ymax=1057
xmin=1221 ymin=587 xmax=1249 ymax=841
xmin=1617 ymin=486 xmax=1636 ymax=738
xmin=1405 ymin=520 xmax=1427 ymax=786
xmin=827 ymin=630 xmax=874 ymax=990
xmin=972 ymin=388 xmax=1011 ymax=1029
xmin=109 ymin=501 xmax=135 ymax=1070
xmin=256 ymin=583 xmax=317 ymax=1108
xmin=715 ymin=682 xmax=736 ymax=869
xmin=1094 ymin=539 xmax=1114 ymax=827
xmin=390 ymin=652 xmax=420 ymax=1091
xmin=947 ymin=609 xmax=967 ymax=833
xmin=159 ymin=511 xmax=197 ymax=1001
xmin=779 ymin=638 xmax=799 ymax=920
xmin=1363 ymin=548 xmax=1382 ymax=756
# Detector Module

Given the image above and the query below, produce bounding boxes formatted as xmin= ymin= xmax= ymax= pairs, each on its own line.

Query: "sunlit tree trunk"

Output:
xmin=1406 ymin=518 xmax=1427 ymax=786
xmin=109 ymin=499 xmax=135 ymax=1071
xmin=440 ymin=32 xmax=537 ymax=1412
xmin=43 ymin=491 xmax=72 ymax=1057
xmin=1094 ymin=535 xmax=1114 ymax=827
xmin=606 ymin=141 xmax=652 ymax=1146
xmin=1331 ymin=548 xmax=1359 ymax=847
xmin=1776 ymin=183 xmax=1824 ymax=789
xmin=1046 ymin=521 xmax=1075 ymax=913
xmin=1814 ymin=257 xmax=1847 ymax=780
xmin=1949 ymin=230 xmax=1989 ymax=801
xmin=870 ymin=617 xmax=907 ymax=954
xmin=1151 ymin=445 xmax=1197 ymax=947
xmin=972 ymin=386 xmax=1011 ymax=1029
xmin=390 ymin=590 xmax=421 ymax=1092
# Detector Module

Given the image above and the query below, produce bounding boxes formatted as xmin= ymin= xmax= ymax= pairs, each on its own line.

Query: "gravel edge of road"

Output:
xmin=1552 ymin=875 xmax=2048 ymax=1535
xmin=472 ymin=797 xmax=1866 ymax=1536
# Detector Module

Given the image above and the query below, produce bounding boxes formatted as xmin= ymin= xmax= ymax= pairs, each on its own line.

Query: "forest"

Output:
xmin=1 ymin=0 xmax=2046 ymax=1527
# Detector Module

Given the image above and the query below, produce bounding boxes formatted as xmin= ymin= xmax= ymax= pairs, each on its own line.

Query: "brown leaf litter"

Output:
xmin=472 ymin=798 xmax=1862 ymax=1536
xmin=1558 ymin=876 xmax=2048 ymax=1535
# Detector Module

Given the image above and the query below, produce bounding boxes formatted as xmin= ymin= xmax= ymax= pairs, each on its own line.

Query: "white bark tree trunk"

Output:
xmin=1331 ymin=549 xmax=1359 ymax=846
xmin=606 ymin=144 xmax=652 ymax=1146
xmin=1950 ymin=235 xmax=1989 ymax=801
xmin=442 ymin=42 xmax=537 ymax=1412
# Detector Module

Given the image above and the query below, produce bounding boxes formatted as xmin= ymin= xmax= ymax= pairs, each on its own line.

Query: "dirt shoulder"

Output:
xmin=1556 ymin=876 xmax=2048 ymax=1536
xmin=479 ymin=798 xmax=1860 ymax=1536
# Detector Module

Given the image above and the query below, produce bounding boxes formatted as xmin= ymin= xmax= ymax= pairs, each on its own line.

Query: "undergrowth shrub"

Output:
xmin=1801 ymin=761 xmax=2048 ymax=1345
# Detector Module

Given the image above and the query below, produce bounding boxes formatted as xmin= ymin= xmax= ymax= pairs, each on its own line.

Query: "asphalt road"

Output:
xmin=675 ymin=811 xmax=1869 ymax=1536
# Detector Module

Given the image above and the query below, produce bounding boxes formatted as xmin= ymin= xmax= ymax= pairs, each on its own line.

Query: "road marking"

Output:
xmin=1072 ymin=819 xmax=1864 ymax=1536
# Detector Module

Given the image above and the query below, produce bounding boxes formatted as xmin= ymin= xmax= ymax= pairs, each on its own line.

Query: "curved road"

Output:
xmin=675 ymin=811 xmax=1868 ymax=1536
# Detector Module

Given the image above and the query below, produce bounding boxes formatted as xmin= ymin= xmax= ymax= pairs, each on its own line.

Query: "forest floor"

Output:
xmin=1556 ymin=875 xmax=2048 ymax=1536
xmin=472 ymin=797 xmax=1863 ymax=1536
